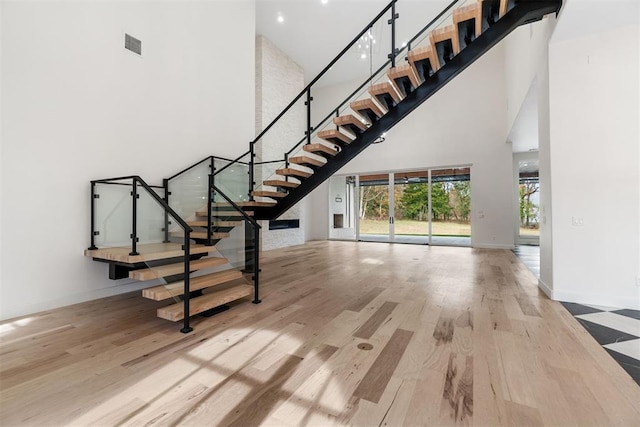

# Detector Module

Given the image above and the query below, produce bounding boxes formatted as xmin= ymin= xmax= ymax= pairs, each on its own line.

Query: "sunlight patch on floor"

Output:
xmin=361 ymin=258 xmax=385 ymax=265
xmin=0 ymin=317 xmax=33 ymax=335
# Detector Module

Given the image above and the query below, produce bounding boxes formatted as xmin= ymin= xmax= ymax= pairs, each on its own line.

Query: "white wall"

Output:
xmin=308 ymin=44 xmax=514 ymax=249
xmin=0 ymin=1 xmax=4 ymax=315
xmin=502 ymin=13 xmax=557 ymax=294
xmin=548 ymin=23 xmax=640 ymax=309
xmin=537 ymin=45 xmax=554 ymax=294
xmin=0 ymin=0 xmax=256 ymax=320
xmin=504 ymin=17 xmax=556 ymax=135
xmin=255 ymin=35 xmax=306 ymax=250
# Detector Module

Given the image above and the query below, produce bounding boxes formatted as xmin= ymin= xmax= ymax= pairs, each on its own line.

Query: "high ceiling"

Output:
xmin=256 ymin=0 xmax=453 ymax=85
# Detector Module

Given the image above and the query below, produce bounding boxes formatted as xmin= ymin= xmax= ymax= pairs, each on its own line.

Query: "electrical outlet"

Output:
xmin=571 ymin=216 xmax=584 ymax=226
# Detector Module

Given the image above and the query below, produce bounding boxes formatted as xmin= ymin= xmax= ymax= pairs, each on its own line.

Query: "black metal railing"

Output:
xmin=245 ymin=0 xmax=471 ymax=199
xmin=162 ymin=154 xmax=263 ymax=304
xmin=212 ymin=184 xmax=262 ymax=304
xmin=89 ymin=175 xmax=195 ymax=334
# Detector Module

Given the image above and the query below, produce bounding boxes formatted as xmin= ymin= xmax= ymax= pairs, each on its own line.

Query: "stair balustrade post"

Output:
xmin=388 ymin=1 xmax=399 ymax=67
xmin=129 ymin=178 xmax=139 ymax=256
xmin=305 ymin=89 xmax=313 ymax=145
xmin=252 ymin=224 xmax=261 ymax=304
xmin=207 ymin=174 xmax=214 ymax=246
xmin=163 ymin=178 xmax=170 ymax=243
xmin=249 ymin=142 xmax=255 ymax=201
xmin=88 ymin=181 xmax=98 ymax=250
xmin=181 ymin=231 xmax=193 ymax=333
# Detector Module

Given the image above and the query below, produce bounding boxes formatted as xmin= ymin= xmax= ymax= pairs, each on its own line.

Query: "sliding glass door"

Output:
xmin=393 ymin=171 xmax=429 ymax=244
xmin=358 ymin=174 xmax=392 ymax=242
xmin=330 ymin=167 xmax=471 ymax=246
xmin=429 ymin=168 xmax=471 ymax=246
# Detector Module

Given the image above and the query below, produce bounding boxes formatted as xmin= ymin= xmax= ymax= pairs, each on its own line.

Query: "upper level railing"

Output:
xmin=158 ymin=0 xmax=482 ymax=208
xmin=225 ymin=0 xmax=478 ymax=202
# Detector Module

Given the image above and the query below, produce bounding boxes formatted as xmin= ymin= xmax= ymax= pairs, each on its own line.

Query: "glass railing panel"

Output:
xmin=214 ymin=156 xmax=250 ymax=203
xmin=253 ymin=95 xmax=307 ymax=170
xmin=250 ymin=0 xmax=485 ymax=198
xmin=136 ymin=182 xmax=167 ymax=244
xmin=213 ymin=219 xmax=247 ymax=270
xmin=167 ymin=159 xmax=210 ymax=221
xmin=93 ymin=182 xmax=134 ymax=248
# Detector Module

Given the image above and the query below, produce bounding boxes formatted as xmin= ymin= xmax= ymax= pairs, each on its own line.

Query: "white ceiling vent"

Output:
xmin=125 ymin=33 xmax=142 ymax=56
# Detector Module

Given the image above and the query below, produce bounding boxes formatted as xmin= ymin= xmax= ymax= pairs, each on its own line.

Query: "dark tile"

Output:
xmin=560 ymin=302 xmax=603 ymax=316
xmin=575 ymin=318 xmax=640 ymax=346
xmin=604 ymin=349 xmax=640 ymax=386
xmin=611 ymin=309 xmax=640 ymax=320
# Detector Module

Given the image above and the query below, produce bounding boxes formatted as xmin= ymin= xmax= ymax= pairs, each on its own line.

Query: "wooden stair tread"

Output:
xmin=251 ymin=190 xmax=287 ymax=199
xmin=430 ymin=24 xmax=461 ymax=55
xmin=263 ymin=179 xmax=300 ymax=189
xmin=142 ymin=269 xmax=243 ymax=301
xmin=129 ymin=256 xmax=227 ymax=281
xmin=499 ymin=0 xmax=508 ymax=17
xmin=170 ymin=231 xmax=230 ymax=240
xmin=333 ymin=114 xmax=368 ymax=131
xmin=187 ymin=220 xmax=243 ymax=227
xmin=197 ymin=210 xmax=255 ymax=217
xmin=212 ymin=201 xmax=275 ymax=208
xmin=303 ymin=143 xmax=339 ymax=157
xmin=350 ymin=98 xmax=386 ymax=121
xmin=84 ymin=243 xmax=211 ymax=264
xmin=387 ymin=64 xmax=421 ymax=90
xmin=453 ymin=3 xmax=482 ymax=45
xmin=317 ymin=129 xmax=354 ymax=145
xmin=276 ymin=168 xmax=313 ymax=179
xmin=368 ymin=82 xmax=404 ymax=105
xmin=289 ymin=156 xmax=326 ymax=168
xmin=157 ymin=284 xmax=253 ymax=321
xmin=408 ymin=45 xmax=441 ymax=72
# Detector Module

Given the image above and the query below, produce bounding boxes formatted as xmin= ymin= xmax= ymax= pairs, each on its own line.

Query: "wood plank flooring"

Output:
xmin=1 ymin=241 xmax=639 ymax=426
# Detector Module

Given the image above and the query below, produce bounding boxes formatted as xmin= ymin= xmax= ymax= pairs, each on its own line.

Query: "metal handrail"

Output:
xmin=260 ymin=0 xmax=464 ymax=165
xmin=212 ymin=184 xmax=261 ymax=304
xmin=89 ymin=175 xmax=194 ymax=333
xmin=90 ymin=175 xmax=192 ymax=232
xmin=251 ymin=0 xmax=398 ymax=147
xmin=212 ymin=150 xmax=251 ymax=177
xmin=212 ymin=184 xmax=261 ymax=230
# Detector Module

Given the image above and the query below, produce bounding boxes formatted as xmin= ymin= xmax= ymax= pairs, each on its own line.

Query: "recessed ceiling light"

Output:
xmin=321 ymin=0 xmax=329 ymax=4
xmin=277 ymin=14 xmax=284 ymax=23
xmin=360 ymin=53 xmax=367 ymax=59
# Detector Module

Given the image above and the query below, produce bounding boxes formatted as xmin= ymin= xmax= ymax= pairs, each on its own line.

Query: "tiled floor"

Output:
xmin=561 ymin=302 xmax=640 ymax=385
xmin=512 ymin=244 xmax=540 ymax=277
xmin=512 ymin=245 xmax=640 ymax=386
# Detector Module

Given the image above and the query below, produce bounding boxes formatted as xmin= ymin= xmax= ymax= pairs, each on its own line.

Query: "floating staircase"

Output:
xmin=247 ymin=0 xmax=561 ymax=220
xmin=87 ymin=0 xmax=561 ymax=332
xmin=85 ymin=238 xmax=253 ymax=323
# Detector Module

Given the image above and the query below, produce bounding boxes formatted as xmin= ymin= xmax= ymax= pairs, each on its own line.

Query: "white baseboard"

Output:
xmin=472 ymin=243 xmax=516 ymax=250
xmin=538 ymin=278 xmax=553 ymax=299
xmin=551 ymin=289 xmax=640 ymax=310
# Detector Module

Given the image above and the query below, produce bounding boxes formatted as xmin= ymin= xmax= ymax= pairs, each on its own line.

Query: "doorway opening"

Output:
xmin=517 ymin=158 xmax=540 ymax=245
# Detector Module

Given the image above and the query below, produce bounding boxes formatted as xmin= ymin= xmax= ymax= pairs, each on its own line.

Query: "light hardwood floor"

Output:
xmin=1 ymin=241 xmax=639 ymax=426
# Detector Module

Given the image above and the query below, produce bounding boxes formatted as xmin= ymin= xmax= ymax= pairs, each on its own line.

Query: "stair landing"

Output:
xmin=84 ymin=242 xmax=212 ymax=264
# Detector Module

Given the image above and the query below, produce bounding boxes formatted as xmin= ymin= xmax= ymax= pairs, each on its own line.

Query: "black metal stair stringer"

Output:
xmin=253 ymin=0 xmax=562 ymax=221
